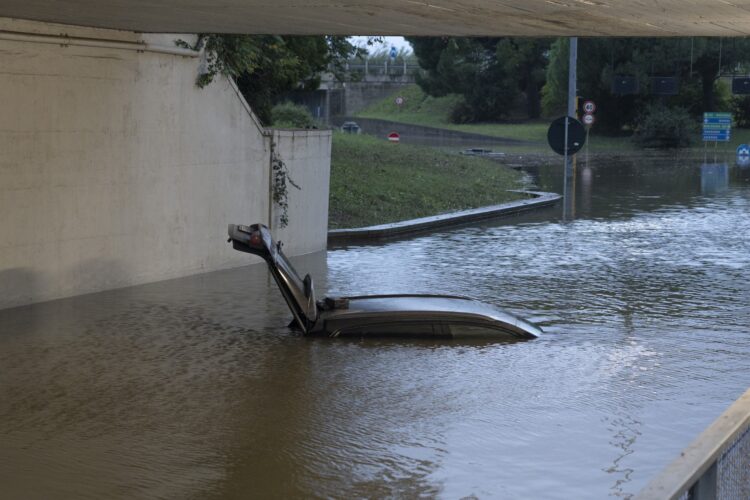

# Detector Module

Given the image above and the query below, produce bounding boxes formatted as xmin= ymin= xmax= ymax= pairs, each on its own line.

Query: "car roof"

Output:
xmin=327 ymin=294 xmax=541 ymax=336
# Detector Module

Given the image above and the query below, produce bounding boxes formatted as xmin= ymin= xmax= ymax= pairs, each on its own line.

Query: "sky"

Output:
xmin=349 ymin=36 xmax=413 ymax=54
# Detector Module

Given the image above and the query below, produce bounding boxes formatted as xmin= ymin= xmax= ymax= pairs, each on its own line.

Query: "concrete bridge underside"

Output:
xmin=2 ymin=0 xmax=750 ymax=37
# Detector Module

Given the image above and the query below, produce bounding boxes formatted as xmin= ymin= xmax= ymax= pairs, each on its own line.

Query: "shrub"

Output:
xmin=633 ymin=104 xmax=697 ymax=148
xmin=271 ymin=102 xmax=316 ymax=128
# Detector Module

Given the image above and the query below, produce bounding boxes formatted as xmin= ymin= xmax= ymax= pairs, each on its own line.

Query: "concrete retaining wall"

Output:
xmin=0 ymin=18 xmax=332 ymax=310
xmin=341 ymin=81 xmax=412 ymax=117
xmin=270 ymin=129 xmax=332 ymax=256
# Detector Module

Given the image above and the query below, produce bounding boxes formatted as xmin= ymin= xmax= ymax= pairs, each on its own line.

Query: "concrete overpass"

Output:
xmin=2 ymin=0 xmax=750 ymax=36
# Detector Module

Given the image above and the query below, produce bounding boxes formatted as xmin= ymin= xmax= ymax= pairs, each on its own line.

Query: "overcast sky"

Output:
xmin=349 ymin=36 xmax=413 ymax=54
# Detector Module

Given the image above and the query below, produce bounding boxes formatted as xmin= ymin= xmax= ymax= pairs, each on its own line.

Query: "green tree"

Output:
xmin=542 ymin=37 xmax=750 ymax=133
xmin=179 ymin=35 xmax=356 ymax=125
xmin=406 ymin=37 xmax=550 ymax=122
xmin=496 ymin=38 xmax=552 ymax=119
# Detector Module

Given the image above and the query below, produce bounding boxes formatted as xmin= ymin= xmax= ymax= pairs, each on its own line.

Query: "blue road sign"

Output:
xmin=703 ymin=134 xmax=731 ymax=142
xmin=737 ymin=143 xmax=750 ymax=156
xmin=703 ymin=112 xmax=732 ymax=141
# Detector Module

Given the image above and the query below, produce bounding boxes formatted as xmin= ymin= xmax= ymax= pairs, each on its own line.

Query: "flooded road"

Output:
xmin=2 ymin=156 xmax=750 ymax=498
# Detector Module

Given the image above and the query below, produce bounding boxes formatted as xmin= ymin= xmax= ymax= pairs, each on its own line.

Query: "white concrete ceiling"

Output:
xmin=2 ymin=0 xmax=750 ymax=36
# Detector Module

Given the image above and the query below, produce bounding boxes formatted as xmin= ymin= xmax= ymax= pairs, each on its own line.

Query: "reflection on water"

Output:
xmin=701 ymin=163 xmax=729 ymax=194
xmin=2 ymin=154 xmax=750 ymax=499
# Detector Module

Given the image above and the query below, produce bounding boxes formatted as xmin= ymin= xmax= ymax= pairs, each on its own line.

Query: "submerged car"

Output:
xmin=228 ymin=223 xmax=542 ymax=340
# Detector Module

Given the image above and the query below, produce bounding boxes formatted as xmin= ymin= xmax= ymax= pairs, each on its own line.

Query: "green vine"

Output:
xmin=271 ymin=143 xmax=301 ymax=228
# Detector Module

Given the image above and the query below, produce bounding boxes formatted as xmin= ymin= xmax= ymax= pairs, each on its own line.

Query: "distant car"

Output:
xmin=228 ymin=224 xmax=542 ymax=340
xmin=340 ymin=121 xmax=361 ymax=134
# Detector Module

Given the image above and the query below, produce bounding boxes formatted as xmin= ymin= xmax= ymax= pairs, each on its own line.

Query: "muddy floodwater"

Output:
xmin=2 ymin=155 xmax=750 ymax=499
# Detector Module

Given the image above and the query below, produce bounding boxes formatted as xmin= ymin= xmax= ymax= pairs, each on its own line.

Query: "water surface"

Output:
xmin=2 ymin=155 xmax=750 ymax=498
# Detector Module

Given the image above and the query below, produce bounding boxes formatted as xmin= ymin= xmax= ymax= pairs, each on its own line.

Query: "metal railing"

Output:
xmin=636 ymin=388 xmax=750 ymax=500
xmin=325 ymin=59 xmax=422 ymax=81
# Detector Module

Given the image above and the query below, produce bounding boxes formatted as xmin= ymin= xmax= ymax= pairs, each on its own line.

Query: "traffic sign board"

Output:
xmin=583 ymin=100 xmax=596 ymax=114
xmin=703 ymin=133 xmax=731 ymax=142
xmin=582 ymin=113 xmax=595 ymax=126
xmin=737 ymin=144 xmax=750 ymax=156
xmin=703 ymin=112 xmax=732 ymax=142
xmin=395 ymin=96 xmax=405 ymax=106
xmin=547 ymin=116 xmax=586 ymax=155
xmin=704 ymin=118 xmax=731 ymax=125
xmin=703 ymin=123 xmax=732 ymax=130
xmin=387 ymin=131 xmax=400 ymax=143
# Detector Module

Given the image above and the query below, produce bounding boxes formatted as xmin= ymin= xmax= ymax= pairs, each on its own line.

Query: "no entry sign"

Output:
xmin=388 ymin=131 xmax=400 ymax=143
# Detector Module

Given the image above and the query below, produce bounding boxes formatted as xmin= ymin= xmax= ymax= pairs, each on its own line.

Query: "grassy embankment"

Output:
xmin=329 ymin=133 xmax=525 ymax=229
xmin=356 ymin=84 xmax=750 ymax=152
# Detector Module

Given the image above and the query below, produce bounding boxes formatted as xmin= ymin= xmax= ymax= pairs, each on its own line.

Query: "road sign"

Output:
xmin=703 ymin=132 xmax=731 ymax=142
xmin=703 ymin=123 xmax=732 ymax=130
xmin=703 ymin=112 xmax=732 ymax=142
xmin=583 ymin=100 xmax=596 ymax=114
xmin=737 ymin=144 xmax=750 ymax=156
xmin=547 ymin=116 xmax=586 ymax=156
xmin=582 ymin=113 xmax=595 ymax=126
xmin=387 ymin=131 xmax=400 ymax=143
xmin=395 ymin=96 xmax=404 ymax=106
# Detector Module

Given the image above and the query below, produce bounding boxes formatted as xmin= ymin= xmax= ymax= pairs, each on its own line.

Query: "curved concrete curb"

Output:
xmin=328 ymin=190 xmax=561 ymax=245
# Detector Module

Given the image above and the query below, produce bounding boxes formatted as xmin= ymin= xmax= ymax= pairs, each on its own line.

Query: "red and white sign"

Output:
xmin=583 ymin=100 xmax=596 ymax=114
xmin=583 ymin=113 xmax=595 ymax=126
xmin=388 ymin=131 xmax=400 ymax=142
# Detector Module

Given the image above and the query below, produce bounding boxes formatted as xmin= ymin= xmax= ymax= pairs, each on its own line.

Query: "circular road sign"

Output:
xmin=583 ymin=113 xmax=595 ymax=126
xmin=583 ymin=100 xmax=596 ymax=114
xmin=737 ymin=143 xmax=750 ymax=157
xmin=547 ymin=116 xmax=586 ymax=156
xmin=395 ymin=96 xmax=405 ymax=106
xmin=388 ymin=131 xmax=400 ymax=143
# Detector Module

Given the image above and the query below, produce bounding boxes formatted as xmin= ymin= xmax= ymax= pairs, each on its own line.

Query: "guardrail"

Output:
xmin=635 ymin=387 xmax=750 ymax=500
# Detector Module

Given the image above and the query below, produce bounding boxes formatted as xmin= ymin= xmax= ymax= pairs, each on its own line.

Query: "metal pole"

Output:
xmin=564 ymin=37 xmax=578 ymax=219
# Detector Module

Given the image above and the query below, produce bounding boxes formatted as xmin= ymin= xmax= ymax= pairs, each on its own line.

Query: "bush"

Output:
xmin=633 ymin=104 xmax=697 ymax=148
xmin=271 ymin=102 xmax=316 ymax=128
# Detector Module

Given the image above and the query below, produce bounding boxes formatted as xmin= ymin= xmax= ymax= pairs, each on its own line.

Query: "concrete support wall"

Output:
xmin=341 ymin=81 xmax=412 ymax=117
xmin=0 ymin=19 xmax=332 ymax=310
xmin=270 ymin=130 xmax=332 ymax=256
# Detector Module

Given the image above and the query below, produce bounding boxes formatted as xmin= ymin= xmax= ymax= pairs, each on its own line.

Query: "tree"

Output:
xmin=406 ymin=37 xmax=551 ymax=122
xmin=542 ymin=37 xmax=750 ymax=133
xmin=496 ymin=38 xmax=552 ymax=119
xmin=180 ymin=35 xmax=356 ymax=125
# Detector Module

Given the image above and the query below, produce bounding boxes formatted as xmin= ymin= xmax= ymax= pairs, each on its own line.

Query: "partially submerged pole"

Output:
xmin=563 ymin=37 xmax=578 ymax=219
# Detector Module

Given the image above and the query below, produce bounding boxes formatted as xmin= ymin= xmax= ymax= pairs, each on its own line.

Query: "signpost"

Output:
xmin=547 ymin=116 xmax=585 ymax=156
xmin=387 ymin=131 xmax=400 ymax=143
xmin=702 ymin=112 xmax=732 ymax=143
xmin=737 ymin=143 xmax=750 ymax=167
xmin=582 ymin=99 xmax=596 ymax=165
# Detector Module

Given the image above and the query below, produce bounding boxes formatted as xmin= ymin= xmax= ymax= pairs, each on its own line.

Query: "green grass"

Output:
xmin=329 ymin=132 xmax=526 ymax=229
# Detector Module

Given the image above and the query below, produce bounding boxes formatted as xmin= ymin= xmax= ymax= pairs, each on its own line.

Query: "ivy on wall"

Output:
xmin=270 ymin=142 xmax=300 ymax=228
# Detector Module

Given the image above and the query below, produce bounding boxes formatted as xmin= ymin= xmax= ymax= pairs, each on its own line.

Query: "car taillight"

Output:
xmin=249 ymin=232 xmax=262 ymax=247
